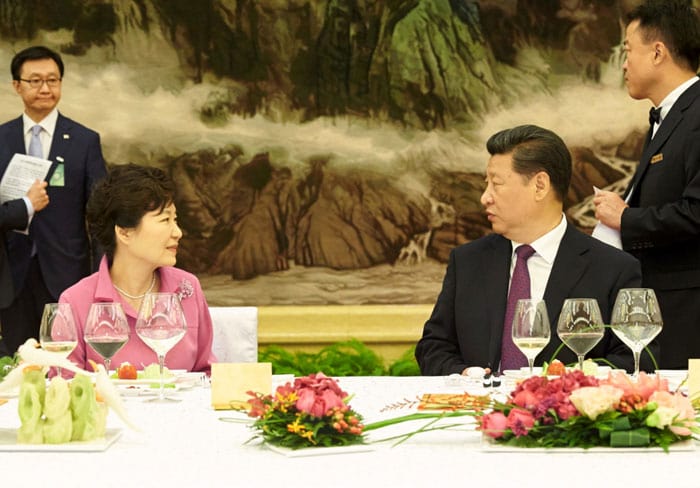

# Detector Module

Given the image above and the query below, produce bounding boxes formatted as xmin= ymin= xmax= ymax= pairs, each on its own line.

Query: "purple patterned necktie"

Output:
xmin=500 ymin=244 xmax=535 ymax=371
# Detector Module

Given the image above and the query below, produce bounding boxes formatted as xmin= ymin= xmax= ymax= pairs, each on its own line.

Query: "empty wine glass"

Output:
xmin=556 ymin=298 xmax=605 ymax=371
xmin=611 ymin=288 xmax=663 ymax=378
xmin=135 ymin=292 xmax=187 ymax=402
xmin=512 ymin=299 xmax=551 ymax=376
xmin=40 ymin=303 xmax=78 ymax=376
xmin=84 ymin=302 xmax=130 ymax=374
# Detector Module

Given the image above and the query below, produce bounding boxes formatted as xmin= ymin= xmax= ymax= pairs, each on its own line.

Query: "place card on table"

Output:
xmin=687 ymin=359 xmax=700 ymax=400
xmin=211 ymin=362 xmax=272 ymax=410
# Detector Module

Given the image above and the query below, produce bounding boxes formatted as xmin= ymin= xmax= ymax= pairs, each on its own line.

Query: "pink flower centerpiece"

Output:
xmin=478 ymin=370 xmax=697 ymax=450
xmin=247 ymin=373 xmax=364 ymax=449
xmin=242 ymin=370 xmax=698 ymax=451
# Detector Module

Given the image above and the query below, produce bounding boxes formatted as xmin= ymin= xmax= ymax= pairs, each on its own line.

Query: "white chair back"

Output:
xmin=209 ymin=306 xmax=258 ymax=363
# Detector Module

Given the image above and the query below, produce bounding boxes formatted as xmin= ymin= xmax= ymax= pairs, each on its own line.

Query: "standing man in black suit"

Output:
xmin=416 ymin=125 xmax=649 ymax=376
xmin=0 ymin=45 xmax=107 ymax=354
xmin=594 ymin=1 xmax=700 ymax=369
xmin=0 ymin=181 xmax=49 ymax=356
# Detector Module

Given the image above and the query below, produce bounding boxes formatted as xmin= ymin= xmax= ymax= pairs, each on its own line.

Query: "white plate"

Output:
xmin=654 ymin=370 xmax=688 ymax=393
xmin=115 ymin=373 xmax=204 ymax=396
xmin=519 ymin=366 xmax=612 ymax=375
xmin=655 ymin=370 xmax=688 ymax=378
xmin=503 ymin=366 xmax=612 ymax=379
xmin=110 ymin=369 xmax=189 ymax=385
xmin=112 ymin=378 xmax=177 ymax=386
xmin=0 ymin=428 xmax=121 ymax=452
xmin=271 ymin=374 xmax=294 ymax=386
xmin=480 ymin=436 xmax=695 ymax=453
xmin=0 ymin=386 xmax=19 ymax=399
xmin=265 ymin=442 xmax=376 ymax=457
xmin=116 ymin=384 xmax=180 ymax=396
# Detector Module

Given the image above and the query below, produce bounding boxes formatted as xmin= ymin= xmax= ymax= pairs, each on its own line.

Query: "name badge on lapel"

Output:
xmin=49 ymin=157 xmax=65 ymax=187
xmin=650 ymin=153 xmax=663 ymax=164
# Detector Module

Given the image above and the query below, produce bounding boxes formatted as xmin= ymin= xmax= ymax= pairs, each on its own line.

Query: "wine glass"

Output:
xmin=84 ymin=302 xmax=130 ymax=374
xmin=135 ymin=292 xmax=187 ymax=402
xmin=611 ymin=288 xmax=663 ymax=378
xmin=511 ymin=299 xmax=551 ymax=376
xmin=39 ymin=303 xmax=78 ymax=377
xmin=556 ymin=298 xmax=605 ymax=371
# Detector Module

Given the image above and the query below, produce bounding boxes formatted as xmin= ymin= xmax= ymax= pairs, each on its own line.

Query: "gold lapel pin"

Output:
xmin=651 ymin=153 xmax=663 ymax=164
xmin=63 ymin=134 xmax=70 ymax=139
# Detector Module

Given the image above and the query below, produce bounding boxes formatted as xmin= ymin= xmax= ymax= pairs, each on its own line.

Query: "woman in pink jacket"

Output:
xmin=60 ymin=163 xmax=216 ymax=374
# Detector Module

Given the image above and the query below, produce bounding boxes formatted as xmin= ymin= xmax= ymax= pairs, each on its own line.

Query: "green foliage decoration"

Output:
xmin=0 ymin=354 xmax=18 ymax=381
xmin=386 ymin=346 xmax=421 ymax=376
xmin=258 ymin=339 xmax=420 ymax=377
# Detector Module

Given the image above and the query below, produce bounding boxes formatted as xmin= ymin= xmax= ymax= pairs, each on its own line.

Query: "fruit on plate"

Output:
xmin=545 ymin=359 xmax=566 ymax=376
xmin=142 ymin=363 xmax=173 ymax=379
xmin=116 ymin=362 xmax=137 ymax=380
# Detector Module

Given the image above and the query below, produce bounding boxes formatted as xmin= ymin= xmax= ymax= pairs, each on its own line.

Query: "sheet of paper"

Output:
xmin=0 ymin=153 xmax=52 ymax=204
xmin=210 ymin=362 xmax=272 ymax=410
xmin=591 ymin=186 xmax=622 ymax=249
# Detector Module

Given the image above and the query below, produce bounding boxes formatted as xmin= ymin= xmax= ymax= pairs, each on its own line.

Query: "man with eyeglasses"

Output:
xmin=0 ymin=45 xmax=107 ymax=355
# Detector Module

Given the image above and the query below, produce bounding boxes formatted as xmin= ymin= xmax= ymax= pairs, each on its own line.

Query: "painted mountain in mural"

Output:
xmin=0 ymin=0 xmax=652 ymax=304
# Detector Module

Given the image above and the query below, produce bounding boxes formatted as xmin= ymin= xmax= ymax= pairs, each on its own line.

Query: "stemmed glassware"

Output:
xmin=84 ymin=302 xmax=130 ymax=374
xmin=556 ymin=298 xmax=605 ymax=371
xmin=611 ymin=288 xmax=663 ymax=378
xmin=39 ymin=303 xmax=78 ymax=376
xmin=135 ymin=292 xmax=187 ymax=403
xmin=512 ymin=299 xmax=551 ymax=376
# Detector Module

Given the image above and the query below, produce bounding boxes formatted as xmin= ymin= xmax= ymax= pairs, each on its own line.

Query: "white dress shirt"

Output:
xmin=22 ymin=108 xmax=58 ymax=158
xmin=651 ymin=76 xmax=698 ymax=138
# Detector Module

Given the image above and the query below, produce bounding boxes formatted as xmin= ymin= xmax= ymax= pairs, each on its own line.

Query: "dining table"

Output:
xmin=0 ymin=372 xmax=698 ymax=488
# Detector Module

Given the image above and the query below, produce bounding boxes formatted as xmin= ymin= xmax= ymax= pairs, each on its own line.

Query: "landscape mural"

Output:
xmin=0 ymin=0 xmax=673 ymax=306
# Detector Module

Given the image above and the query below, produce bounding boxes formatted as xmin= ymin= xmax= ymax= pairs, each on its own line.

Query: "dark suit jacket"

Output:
xmin=415 ymin=223 xmax=649 ymax=375
xmin=621 ymin=77 xmax=700 ymax=368
xmin=0 ymin=113 xmax=107 ymax=300
xmin=0 ymin=199 xmax=28 ymax=308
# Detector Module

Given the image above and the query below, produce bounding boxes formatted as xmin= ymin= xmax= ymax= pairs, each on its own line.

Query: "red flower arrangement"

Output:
xmin=479 ymin=370 xmax=697 ymax=450
xmin=243 ymin=370 xmax=698 ymax=452
xmin=247 ymin=373 xmax=364 ymax=449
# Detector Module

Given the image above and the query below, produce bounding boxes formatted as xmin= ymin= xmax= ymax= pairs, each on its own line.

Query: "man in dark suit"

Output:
xmin=0 ymin=45 xmax=107 ymax=354
xmin=594 ymin=1 xmax=700 ymax=369
xmin=0 ymin=180 xmax=49 ymax=355
xmin=416 ymin=125 xmax=651 ymax=376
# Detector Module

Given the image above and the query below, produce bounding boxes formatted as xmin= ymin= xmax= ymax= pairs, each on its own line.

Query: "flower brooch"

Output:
xmin=176 ymin=279 xmax=194 ymax=301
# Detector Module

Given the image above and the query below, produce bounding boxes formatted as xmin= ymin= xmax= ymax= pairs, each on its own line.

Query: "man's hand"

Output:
xmin=593 ymin=189 xmax=627 ymax=230
xmin=26 ymin=179 xmax=49 ymax=212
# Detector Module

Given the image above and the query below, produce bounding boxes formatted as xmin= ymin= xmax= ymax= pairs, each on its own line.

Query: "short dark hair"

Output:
xmin=11 ymin=45 xmax=65 ymax=80
xmin=87 ymin=164 xmax=175 ymax=260
xmin=627 ymin=0 xmax=700 ymax=72
xmin=486 ymin=124 xmax=572 ymax=202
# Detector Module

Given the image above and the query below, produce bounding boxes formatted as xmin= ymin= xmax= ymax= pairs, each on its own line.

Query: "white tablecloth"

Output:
xmin=1 ymin=375 xmax=697 ymax=488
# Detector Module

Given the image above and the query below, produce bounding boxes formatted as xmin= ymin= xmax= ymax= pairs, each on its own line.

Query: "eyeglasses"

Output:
xmin=18 ymin=77 xmax=62 ymax=89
